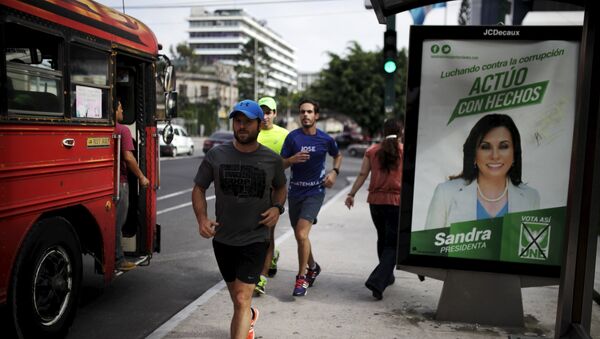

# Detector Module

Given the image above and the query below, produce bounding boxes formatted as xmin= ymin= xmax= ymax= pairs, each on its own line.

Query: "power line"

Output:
xmin=130 ymin=9 xmax=368 ymax=25
xmin=114 ymin=0 xmax=346 ymax=10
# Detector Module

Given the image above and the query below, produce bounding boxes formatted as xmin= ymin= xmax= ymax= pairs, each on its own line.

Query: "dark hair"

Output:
xmin=453 ymin=113 xmax=522 ymax=185
xmin=376 ymin=118 xmax=404 ymax=172
xmin=113 ymin=96 xmax=121 ymax=112
xmin=298 ymin=98 xmax=319 ymax=113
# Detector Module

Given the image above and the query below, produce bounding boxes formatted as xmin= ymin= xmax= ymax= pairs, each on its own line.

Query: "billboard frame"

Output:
xmin=397 ymin=24 xmax=582 ymax=278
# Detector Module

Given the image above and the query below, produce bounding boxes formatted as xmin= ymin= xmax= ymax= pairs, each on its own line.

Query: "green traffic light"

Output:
xmin=384 ymin=60 xmax=397 ymax=73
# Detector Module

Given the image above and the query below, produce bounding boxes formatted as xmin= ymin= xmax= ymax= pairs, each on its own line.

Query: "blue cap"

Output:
xmin=229 ymin=100 xmax=264 ymax=120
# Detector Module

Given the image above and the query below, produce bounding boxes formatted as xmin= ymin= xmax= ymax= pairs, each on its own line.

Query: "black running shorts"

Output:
xmin=213 ymin=240 xmax=269 ymax=284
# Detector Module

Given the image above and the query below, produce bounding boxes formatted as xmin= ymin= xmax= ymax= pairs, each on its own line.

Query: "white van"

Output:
xmin=158 ymin=124 xmax=195 ymax=157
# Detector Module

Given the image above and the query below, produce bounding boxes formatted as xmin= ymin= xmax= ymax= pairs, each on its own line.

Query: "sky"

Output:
xmin=96 ymin=0 xmax=460 ymax=73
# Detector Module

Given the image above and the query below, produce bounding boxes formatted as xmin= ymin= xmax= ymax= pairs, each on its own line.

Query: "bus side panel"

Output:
xmin=81 ymin=197 xmax=118 ymax=282
xmin=0 ymin=213 xmax=37 ymax=304
xmin=0 ymin=125 xmax=115 ymax=219
xmin=0 ymin=125 xmax=117 ymax=299
xmin=0 ymin=196 xmax=116 ymax=304
xmin=145 ymin=126 xmax=158 ymax=253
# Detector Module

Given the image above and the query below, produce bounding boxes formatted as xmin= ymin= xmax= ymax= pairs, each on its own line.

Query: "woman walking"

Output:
xmin=344 ymin=118 xmax=403 ymax=300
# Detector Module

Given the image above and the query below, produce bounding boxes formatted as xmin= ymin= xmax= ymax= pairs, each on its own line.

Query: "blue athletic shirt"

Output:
xmin=281 ymin=128 xmax=339 ymax=198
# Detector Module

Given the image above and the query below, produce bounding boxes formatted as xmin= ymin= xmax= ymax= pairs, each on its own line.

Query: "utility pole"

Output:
xmin=383 ymin=15 xmax=396 ymax=118
xmin=253 ymin=38 xmax=258 ymax=100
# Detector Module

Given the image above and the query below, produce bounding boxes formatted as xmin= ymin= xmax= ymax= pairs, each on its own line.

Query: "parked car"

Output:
xmin=158 ymin=123 xmax=195 ymax=157
xmin=335 ymin=131 xmax=364 ymax=148
xmin=346 ymin=142 xmax=369 ymax=157
xmin=346 ymin=138 xmax=381 ymax=158
xmin=203 ymin=130 xmax=234 ymax=154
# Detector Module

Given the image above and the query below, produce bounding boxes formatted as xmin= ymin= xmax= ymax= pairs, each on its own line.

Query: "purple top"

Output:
xmin=116 ymin=123 xmax=134 ymax=183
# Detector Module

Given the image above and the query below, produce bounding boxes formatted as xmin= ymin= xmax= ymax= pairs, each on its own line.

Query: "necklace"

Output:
xmin=477 ymin=178 xmax=508 ymax=202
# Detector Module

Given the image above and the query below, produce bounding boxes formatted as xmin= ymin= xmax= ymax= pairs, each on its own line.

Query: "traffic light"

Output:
xmin=383 ymin=30 xmax=397 ymax=74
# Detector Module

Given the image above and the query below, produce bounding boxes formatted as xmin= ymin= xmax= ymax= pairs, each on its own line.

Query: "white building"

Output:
xmin=297 ymin=71 xmax=320 ymax=92
xmin=187 ymin=8 xmax=297 ymax=96
xmin=177 ymin=62 xmax=238 ymax=112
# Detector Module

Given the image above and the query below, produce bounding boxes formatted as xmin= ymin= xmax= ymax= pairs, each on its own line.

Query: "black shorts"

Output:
xmin=213 ymin=240 xmax=269 ymax=284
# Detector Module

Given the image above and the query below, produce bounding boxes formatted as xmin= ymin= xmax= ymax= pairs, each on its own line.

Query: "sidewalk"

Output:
xmin=150 ymin=183 xmax=600 ymax=338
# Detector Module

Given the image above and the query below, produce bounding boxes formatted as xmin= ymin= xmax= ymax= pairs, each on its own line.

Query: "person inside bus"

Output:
xmin=115 ymin=98 xmax=149 ymax=271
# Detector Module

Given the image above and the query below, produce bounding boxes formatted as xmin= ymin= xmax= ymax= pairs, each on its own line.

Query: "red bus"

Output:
xmin=0 ymin=1 xmax=176 ymax=337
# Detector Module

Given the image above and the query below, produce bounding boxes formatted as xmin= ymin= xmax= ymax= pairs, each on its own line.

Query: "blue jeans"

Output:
xmin=365 ymin=204 xmax=399 ymax=294
xmin=115 ymin=182 xmax=129 ymax=262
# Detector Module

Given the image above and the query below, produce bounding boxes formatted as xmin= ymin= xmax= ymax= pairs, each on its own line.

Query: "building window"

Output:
xmin=179 ymin=84 xmax=188 ymax=98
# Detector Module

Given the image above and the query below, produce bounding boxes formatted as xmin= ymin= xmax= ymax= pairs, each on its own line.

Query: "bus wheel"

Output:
xmin=9 ymin=216 xmax=82 ymax=339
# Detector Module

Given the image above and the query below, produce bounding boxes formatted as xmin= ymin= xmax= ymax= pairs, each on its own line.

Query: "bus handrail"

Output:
xmin=114 ymin=133 xmax=121 ymax=202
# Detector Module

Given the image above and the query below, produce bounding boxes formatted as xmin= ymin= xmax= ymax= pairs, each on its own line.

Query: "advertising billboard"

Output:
xmin=398 ymin=26 xmax=581 ymax=277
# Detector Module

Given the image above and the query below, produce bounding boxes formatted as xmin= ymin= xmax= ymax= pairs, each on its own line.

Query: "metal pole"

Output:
xmin=254 ymin=38 xmax=258 ymax=100
xmin=384 ymin=15 xmax=396 ymax=118
xmin=555 ymin=1 xmax=600 ymax=337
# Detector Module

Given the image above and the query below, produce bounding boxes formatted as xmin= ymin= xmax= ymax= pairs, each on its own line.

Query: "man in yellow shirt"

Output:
xmin=257 ymin=97 xmax=289 ymax=154
xmin=255 ymin=96 xmax=289 ymax=295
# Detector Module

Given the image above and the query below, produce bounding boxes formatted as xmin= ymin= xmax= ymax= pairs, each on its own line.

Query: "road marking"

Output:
xmin=157 ymin=196 xmax=215 ymax=215
xmin=159 ymin=154 xmax=202 ymax=162
xmin=157 ymin=188 xmax=193 ymax=201
xmin=146 ymin=184 xmax=352 ymax=339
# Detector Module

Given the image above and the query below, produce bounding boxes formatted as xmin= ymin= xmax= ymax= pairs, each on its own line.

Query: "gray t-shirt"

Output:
xmin=194 ymin=142 xmax=286 ymax=246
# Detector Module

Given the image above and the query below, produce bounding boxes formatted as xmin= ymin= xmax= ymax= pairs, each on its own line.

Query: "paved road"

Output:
xmin=67 ymin=154 xmax=220 ymax=339
xmin=64 ymin=151 xmax=360 ymax=339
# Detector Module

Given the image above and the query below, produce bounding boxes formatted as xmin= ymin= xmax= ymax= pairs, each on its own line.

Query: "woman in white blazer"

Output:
xmin=425 ymin=114 xmax=540 ymax=230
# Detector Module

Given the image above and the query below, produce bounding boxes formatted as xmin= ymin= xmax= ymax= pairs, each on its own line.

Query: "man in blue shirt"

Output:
xmin=281 ymin=99 xmax=342 ymax=296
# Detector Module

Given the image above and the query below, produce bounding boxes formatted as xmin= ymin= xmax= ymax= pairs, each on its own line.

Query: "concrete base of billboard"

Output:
xmin=398 ymin=265 xmax=561 ymax=327
xmin=436 ymin=270 xmax=524 ymax=327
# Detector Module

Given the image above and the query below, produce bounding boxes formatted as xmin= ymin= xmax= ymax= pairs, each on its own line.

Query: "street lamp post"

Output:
xmin=253 ymin=38 xmax=258 ymax=100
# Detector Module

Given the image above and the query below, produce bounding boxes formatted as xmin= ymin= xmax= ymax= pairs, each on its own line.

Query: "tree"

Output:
xmin=458 ymin=0 xmax=471 ymax=26
xmin=176 ymin=96 xmax=220 ymax=136
xmin=170 ymin=42 xmax=203 ymax=72
xmin=235 ymin=38 xmax=271 ymax=100
xmin=274 ymin=87 xmax=291 ymax=113
xmin=304 ymin=41 xmax=407 ymax=136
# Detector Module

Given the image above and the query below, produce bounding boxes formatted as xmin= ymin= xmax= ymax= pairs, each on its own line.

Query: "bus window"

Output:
xmin=70 ymin=44 xmax=109 ymax=120
xmin=5 ymin=23 xmax=63 ymax=115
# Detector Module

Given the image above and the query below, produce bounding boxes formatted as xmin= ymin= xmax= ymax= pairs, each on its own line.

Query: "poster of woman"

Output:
xmin=424 ymin=113 xmax=541 ymax=229
xmin=401 ymin=26 xmax=580 ymax=273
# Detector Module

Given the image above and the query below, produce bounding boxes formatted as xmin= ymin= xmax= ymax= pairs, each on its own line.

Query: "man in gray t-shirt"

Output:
xmin=194 ymin=142 xmax=286 ymax=245
xmin=192 ymin=99 xmax=286 ymax=339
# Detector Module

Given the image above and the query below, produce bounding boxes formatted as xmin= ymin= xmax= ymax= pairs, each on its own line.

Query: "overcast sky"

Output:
xmin=96 ymin=0 xmax=460 ymax=73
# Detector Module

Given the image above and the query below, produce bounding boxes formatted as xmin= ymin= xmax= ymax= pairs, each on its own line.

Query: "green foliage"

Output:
xmin=235 ymin=38 xmax=272 ymax=100
xmin=274 ymin=87 xmax=292 ymax=114
xmin=303 ymin=41 xmax=407 ymax=136
xmin=458 ymin=0 xmax=471 ymax=26
xmin=177 ymin=96 xmax=220 ymax=136
xmin=170 ymin=42 xmax=203 ymax=72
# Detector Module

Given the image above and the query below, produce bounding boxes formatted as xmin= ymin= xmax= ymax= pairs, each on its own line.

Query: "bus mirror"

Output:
xmin=164 ymin=65 xmax=175 ymax=92
xmin=165 ymin=91 xmax=177 ymax=119
xmin=162 ymin=123 xmax=174 ymax=144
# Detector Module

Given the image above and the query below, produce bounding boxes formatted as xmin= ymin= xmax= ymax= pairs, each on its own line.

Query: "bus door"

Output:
xmin=115 ymin=53 xmax=156 ymax=259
